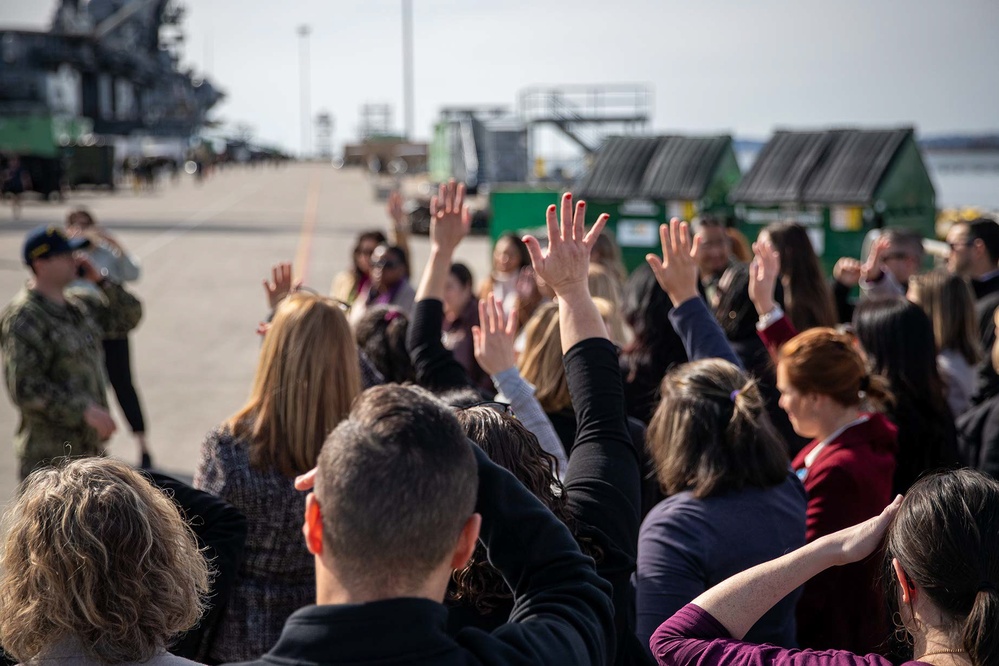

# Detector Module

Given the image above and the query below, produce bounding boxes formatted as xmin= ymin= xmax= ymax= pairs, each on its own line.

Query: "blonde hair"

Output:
xmin=589 ymin=263 xmax=630 ymax=346
xmin=909 ymin=270 xmax=982 ymax=366
xmin=229 ymin=291 xmax=362 ymax=477
xmin=517 ymin=302 xmax=572 ymax=412
xmin=0 ymin=458 xmax=209 ymax=663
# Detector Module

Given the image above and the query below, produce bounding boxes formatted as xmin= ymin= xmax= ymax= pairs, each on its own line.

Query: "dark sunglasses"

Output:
xmin=372 ymin=258 xmax=401 ymax=270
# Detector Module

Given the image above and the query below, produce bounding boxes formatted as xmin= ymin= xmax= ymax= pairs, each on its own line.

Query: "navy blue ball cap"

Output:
xmin=22 ymin=225 xmax=89 ymax=265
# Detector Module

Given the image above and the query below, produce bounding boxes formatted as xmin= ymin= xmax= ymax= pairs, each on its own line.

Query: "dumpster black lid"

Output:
xmin=576 ymin=135 xmax=732 ymax=201
xmin=730 ymin=127 xmax=914 ymax=205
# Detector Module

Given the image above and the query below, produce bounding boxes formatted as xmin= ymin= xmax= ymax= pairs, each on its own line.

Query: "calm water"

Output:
xmin=925 ymin=152 xmax=999 ymax=210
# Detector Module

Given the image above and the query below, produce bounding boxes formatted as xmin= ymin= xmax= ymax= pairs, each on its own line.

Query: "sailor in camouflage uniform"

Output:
xmin=0 ymin=226 xmax=142 ymax=478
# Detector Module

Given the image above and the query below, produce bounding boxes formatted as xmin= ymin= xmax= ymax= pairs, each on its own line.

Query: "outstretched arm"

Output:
xmin=407 ymin=181 xmax=476 ymax=393
xmin=527 ymin=193 xmax=642 ymax=663
xmin=667 ymin=496 xmax=900 ymax=642
xmin=749 ymin=240 xmax=799 ymax=356
xmin=474 ymin=294 xmax=567 ymax=476
xmin=646 ymin=219 xmax=742 ymax=368
xmin=415 ymin=180 xmax=470 ymax=302
xmin=386 ymin=189 xmax=412 ymax=264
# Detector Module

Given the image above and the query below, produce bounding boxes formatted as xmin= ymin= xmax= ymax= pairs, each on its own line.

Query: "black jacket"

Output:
xmin=226 ymin=444 xmax=615 ymax=666
xmin=958 ymin=369 xmax=999 ymax=479
xmin=406 ymin=299 xmax=649 ymax=665
xmin=145 ymin=472 xmax=248 ymax=664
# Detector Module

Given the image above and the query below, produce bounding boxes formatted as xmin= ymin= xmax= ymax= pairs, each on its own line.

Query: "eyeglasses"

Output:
xmin=372 ymin=258 xmax=401 ymax=270
xmin=453 ymin=401 xmax=515 ymax=417
xmin=288 ymin=286 xmax=350 ymax=313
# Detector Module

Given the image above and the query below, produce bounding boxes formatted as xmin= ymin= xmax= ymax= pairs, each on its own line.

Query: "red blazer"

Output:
xmin=759 ymin=315 xmax=898 ymax=654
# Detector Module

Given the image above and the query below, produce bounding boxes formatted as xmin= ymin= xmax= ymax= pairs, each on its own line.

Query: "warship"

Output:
xmin=0 ymin=0 xmax=222 ymax=196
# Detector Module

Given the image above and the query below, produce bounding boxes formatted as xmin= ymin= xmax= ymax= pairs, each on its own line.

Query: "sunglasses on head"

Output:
xmin=453 ymin=401 xmax=515 ymax=417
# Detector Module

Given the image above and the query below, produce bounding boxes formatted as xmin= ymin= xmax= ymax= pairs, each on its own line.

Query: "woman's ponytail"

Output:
xmin=964 ymin=584 xmax=999 ymax=666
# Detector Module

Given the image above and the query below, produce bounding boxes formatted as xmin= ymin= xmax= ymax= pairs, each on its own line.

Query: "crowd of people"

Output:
xmin=0 ymin=181 xmax=996 ymax=666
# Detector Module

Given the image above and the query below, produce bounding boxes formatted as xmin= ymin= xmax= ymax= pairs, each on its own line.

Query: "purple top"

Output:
xmin=650 ymin=604 xmax=926 ymax=666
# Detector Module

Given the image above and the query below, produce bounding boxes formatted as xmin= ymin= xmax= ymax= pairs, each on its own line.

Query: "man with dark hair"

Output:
xmin=312 ymin=384 xmax=480 ymax=598
xmin=0 ymin=225 xmax=141 ymax=478
xmin=232 ymin=382 xmax=614 ymax=666
xmin=947 ymin=217 xmax=999 ymax=296
xmin=947 ymin=217 xmax=999 ymax=350
xmin=690 ymin=216 xmax=732 ymax=306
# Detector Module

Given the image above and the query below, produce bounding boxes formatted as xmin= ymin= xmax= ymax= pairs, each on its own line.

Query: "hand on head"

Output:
xmin=644 ymin=218 xmax=702 ymax=307
xmin=522 ymin=193 xmax=607 ymax=298
xmin=827 ymin=494 xmax=903 ymax=567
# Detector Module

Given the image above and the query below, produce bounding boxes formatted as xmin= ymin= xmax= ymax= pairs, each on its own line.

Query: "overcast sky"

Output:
xmin=3 ymin=0 xmax=998 ymax=154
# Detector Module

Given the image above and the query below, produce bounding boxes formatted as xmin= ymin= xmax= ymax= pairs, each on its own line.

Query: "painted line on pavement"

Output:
xmin=294 ymin=175 xmax=321 ymax=286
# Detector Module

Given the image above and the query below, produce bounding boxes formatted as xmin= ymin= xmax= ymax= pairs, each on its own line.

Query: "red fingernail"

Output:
xmin=565 ymin=193 xmax=572 ymax=199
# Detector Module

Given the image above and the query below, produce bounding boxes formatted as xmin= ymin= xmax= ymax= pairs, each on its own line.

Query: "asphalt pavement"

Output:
xmin=0 ymin=163 xmax=493 ymax=506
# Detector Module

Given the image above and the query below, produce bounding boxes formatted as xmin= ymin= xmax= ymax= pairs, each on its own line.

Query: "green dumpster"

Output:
xmin=730 ymin=128 xmax=936 ymax=273
xmin=576 ymin=135 xmax=742 ymax=272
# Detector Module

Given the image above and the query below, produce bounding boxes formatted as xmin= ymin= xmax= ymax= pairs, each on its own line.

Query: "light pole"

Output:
xmin=298 ymin=24 xmax=311 ymax=159
xmin=402 ymin=0 xmax=414 ymax=140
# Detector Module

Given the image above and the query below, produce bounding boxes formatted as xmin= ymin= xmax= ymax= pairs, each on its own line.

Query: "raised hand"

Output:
xmin=429 ymin=180 xmax=470 ymax=255
xmin=472 ymin=293 xmax=518 ymax=376
xmin=645 ymin=218 xmax=702 ymax=307
xmin=387 ymin=190 xmax=407 ymax=228
xmin=523 ymin=192 xmax=608 ymax=298
xmin=263 ymin=262 xmax=301 ymax=310
xmin=833 ymin=257 xmax=862 ymax=288
xmin=749 ymin=240 xmax=781 ymax=316
xmin=861 ymin=235 xmax=889 ymax=283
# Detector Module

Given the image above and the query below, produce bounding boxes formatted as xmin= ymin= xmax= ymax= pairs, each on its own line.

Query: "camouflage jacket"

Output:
xmin=0 ymin=282 xmax=141 ymax=463
xmin=66 ymin=278 xmax=143 ymax=339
